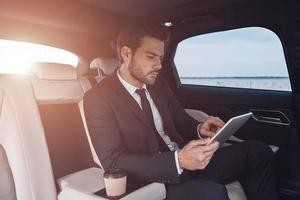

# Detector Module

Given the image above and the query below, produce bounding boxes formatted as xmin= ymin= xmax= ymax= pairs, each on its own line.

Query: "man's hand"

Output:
xmin=178 ymin=138 xmax=219 ymax=171
xmin=199 ymin=116 xmax=225 ymax=138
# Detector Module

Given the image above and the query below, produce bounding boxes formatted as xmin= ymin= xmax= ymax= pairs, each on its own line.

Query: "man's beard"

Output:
xmin=128 ymin=59 xmax=160 ymax=86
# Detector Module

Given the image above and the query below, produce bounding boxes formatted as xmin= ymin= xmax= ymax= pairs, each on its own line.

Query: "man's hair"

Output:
xmin=116 ymin=22 xmax=169 ymax=63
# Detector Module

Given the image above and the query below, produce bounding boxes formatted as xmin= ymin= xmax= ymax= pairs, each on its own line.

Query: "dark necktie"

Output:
xmin=135 ymin=88 xmax=173 ymax=151
xmin=135 ymin=88 xmax=156 ymax=129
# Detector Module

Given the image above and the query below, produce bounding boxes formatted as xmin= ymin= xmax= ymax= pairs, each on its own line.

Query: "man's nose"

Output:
xmin=154 ymin=58 xmax=162 ymax=70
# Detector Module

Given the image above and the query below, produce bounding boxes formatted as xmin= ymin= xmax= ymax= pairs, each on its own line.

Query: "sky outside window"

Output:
xmin=175 ymin=27 xmax=289 ymax=78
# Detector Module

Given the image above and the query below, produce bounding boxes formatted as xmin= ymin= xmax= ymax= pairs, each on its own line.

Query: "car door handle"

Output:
xmin=250 ymin=109 xmax=291 ymax=126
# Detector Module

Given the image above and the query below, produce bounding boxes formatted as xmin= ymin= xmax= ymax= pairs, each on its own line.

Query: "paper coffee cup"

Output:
xmin=104 ymin=168 xmax=127 ymax=197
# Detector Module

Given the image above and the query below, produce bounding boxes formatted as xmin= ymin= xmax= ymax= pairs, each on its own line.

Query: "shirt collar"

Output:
xmin=117 ymin=70 xmax=147 ymax=96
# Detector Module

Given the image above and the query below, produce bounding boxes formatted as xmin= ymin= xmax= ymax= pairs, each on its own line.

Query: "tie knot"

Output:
xmin=135 ymin=88 xmax=146 ymax=98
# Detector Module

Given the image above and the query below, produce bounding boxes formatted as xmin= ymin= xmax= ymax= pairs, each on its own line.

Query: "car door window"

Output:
xmin=174 ymin=27 xmax=291 ymax=91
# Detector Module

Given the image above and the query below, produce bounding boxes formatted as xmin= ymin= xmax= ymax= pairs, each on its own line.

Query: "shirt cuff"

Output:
xmin=174 ymin=150 xmax=183 ymax=175
xmin=197 ymin=122 xmax=203 ymax=138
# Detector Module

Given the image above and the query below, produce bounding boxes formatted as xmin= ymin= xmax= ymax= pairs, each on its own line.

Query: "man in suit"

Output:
xmin=84 ymin=22 xmax=279 ymax=200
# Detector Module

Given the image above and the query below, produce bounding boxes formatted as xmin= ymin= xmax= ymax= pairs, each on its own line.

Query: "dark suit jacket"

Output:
xmin=84 ymin=71 xmax=200 ymax=184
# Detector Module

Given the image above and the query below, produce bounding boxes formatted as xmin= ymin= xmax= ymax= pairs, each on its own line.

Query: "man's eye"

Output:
xmin=146 ymin=55 xmax=155 ymax=59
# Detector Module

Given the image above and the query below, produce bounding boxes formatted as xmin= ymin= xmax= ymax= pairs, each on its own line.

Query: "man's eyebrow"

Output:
xmin=145 ymin=51 xmax=164 ymax=58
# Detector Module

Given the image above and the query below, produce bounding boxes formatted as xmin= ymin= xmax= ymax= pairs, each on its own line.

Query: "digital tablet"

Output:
xmin=207 ymin=112 xmax=253 ymax=145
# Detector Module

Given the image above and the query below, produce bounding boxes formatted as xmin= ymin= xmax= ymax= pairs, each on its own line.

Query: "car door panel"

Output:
xmin=173 ymin=84 xmax=299 ymax=199
xmin=175 ymin=85 xmax=294 ymax=146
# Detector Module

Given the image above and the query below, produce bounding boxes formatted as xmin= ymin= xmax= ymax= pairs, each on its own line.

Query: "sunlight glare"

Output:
xmin=0 ymin=39 xmax=78 ymax=74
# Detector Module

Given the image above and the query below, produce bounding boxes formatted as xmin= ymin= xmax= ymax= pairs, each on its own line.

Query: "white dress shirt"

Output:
xmin=117 ymin=71 xmax=183 ymax=174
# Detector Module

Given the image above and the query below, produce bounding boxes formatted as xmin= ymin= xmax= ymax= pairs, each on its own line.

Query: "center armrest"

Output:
xmin=57 ymin=167 xmax=166 ymax=200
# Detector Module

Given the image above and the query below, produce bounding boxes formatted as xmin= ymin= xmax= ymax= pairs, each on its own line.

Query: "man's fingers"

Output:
xmin=203 ymin=158 xmax=211 ymax=168
xmin=212 ymin=119 xmax=225 ymax=128
xmin=201 ymin=129 xmax=215 ymax=137
xmin=201 ymin=151 xmax=214 ymax=160
xmin=208 ymin=116 xmax=225 ymax=127
xmin=215 ymin=116 xmax=225 ymax=124
xmin=196 ymin=141 xmax=219 ymax=152
xmin=202 ymin=154 xmax=213 ymax=165
xmin=198 ymin=156 xmax=211 ymax=170
xmin=180 ymin=139 xmax=218 ymax=170
xmin=185 ymin=138 xmax=210 ymax=150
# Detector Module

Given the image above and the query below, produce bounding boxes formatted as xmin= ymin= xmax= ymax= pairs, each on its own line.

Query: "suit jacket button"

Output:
xmin=158 ymin=151 xmax=162 ymax=154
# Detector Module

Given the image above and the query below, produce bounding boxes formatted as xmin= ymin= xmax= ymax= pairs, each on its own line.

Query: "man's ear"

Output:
xmin=120 ymin=46 xmax=132 ymax=63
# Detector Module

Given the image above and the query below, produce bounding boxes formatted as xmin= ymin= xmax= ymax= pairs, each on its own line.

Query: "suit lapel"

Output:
xmin=147 ymin=85 xmax=168 ymax=124
xmin=108 ymin=71 xmax=184 ymax=146
xmin=148 ymin=82 xmax=185 ymax=146
xmin=147 ymin=85 xmax=173 ymax=134
xmin=109 ymin=71 xmax=154 ymax=132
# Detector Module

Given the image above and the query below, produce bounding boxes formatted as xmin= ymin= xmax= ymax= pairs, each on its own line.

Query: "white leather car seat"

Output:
xmin=80 ymin=57 xmax=120 ymax=93
xmin=0 ymin=74 xmax=57 ymax=200
xmin=0 ymin=144 xmax=16 ymax=200
xmin=29 ymin=62 xmax=166 ymax=200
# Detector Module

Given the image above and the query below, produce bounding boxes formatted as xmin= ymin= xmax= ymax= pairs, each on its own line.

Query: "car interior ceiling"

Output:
xmin=1 ymin=0 xmax=297 ymax=62
xmin=1 ymin=0 xmax=300 ymax=199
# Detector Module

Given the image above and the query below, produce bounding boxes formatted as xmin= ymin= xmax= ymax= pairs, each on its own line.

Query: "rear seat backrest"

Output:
xmin=0 ymin=74 xmax=57 ymax=200
xmin=29 ymin=63 xmax=167 ymax=200
xmin=79 ymin=57 xmax=120 ymax=167
xmin=79 ymin=57 xmax=120 ymax=158
xmin=29 ymin=63 xmax=96 ymax=181
xmin=79 ymin=58 xmax=120 ymax=165
xmin=81 ymin=57 xmax=119 ymax=90
xmin=0 ymin=144 xmax=16 ymax=200
xmin=90 ymin=57 xmax=119 ymax=77
xmin=81 ymin=58 xmax=119 ymax=166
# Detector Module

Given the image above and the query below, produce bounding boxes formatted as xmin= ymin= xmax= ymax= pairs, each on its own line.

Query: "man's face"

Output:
xmin=128 ymin=36 xmax=164 ymax=86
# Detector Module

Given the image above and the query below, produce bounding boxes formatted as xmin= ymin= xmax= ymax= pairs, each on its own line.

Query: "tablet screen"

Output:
xmin=207 ymin=112 xmax=252 ymax=145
